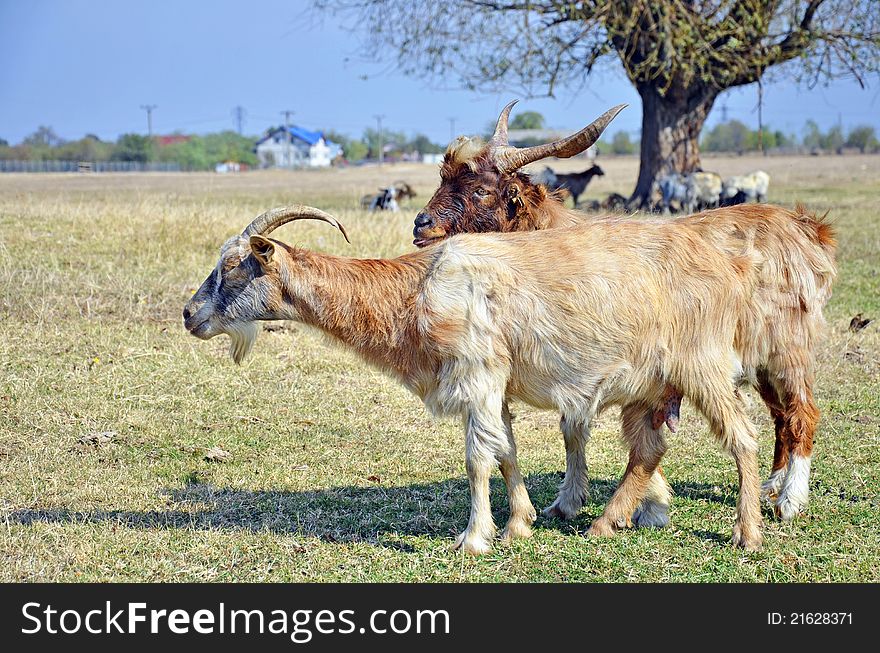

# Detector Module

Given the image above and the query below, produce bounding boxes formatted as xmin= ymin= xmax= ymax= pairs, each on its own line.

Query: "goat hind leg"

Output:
xmin=764 ymin=354 xmax=820 ymax=521
xmin=632 ymin=468 xmax=673 ymax=528
xmin=588 ymin=405 xmax=666 ymax=538
xmin=776 ymin=387 xmax=819 ymax=521
xmin=543 ymin=415 xmax=591 ymax=519
xmin=756 ymin=373 xmax=788 ymax=502
xmin=633 ymin=388 xmax=681 ymax=528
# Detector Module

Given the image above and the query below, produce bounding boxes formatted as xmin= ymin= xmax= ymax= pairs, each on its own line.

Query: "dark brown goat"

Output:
xmin=545 ymin=164 xmax=605 ymax=206
xmin=412 ymin=101 xmax=624 ymax=246
xmin=412 ymin=100 xmax=833 ymax=527
xmin=393 ymin=180 xmax=417 ymax=200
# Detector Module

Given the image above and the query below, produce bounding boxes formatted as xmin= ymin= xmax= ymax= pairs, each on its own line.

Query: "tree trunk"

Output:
xmin=629 ymin=84 xmax=717 ymax=210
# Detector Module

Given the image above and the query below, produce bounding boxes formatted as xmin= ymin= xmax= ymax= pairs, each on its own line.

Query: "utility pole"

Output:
xmin=232 ymin=106 xmax=246 ymax=135
xmin=448 ymin=117 xmax=456 ymax=144
xmin=720 ymin=102 xmax=729 ymax=123
xmin=373 ymin=114 xmax=386 ymax=165
xmin=281 ymin=109 xmax=294 ymax=168
xmin=140 ymin=104 xmax=158 ymax=138
xmin=757 ymin=79 xmax=764 ymax=156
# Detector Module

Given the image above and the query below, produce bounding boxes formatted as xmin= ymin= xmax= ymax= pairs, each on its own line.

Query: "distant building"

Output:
xmin=255 ymin=126 xmax=342 ymax=169
xmin=215 ymin=161 xmax=248 ymax=173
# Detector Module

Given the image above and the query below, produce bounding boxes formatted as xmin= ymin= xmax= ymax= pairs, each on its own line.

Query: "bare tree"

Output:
xmin=316 ymin=0 xmax=880 ymax=205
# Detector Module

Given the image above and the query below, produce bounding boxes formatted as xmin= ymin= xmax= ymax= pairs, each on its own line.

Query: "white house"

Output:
xmin=255 ymin=126 xmax=342 ymax=169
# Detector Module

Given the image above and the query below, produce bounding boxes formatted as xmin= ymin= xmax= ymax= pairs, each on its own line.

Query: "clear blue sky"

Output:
xmin=2 ymin=0 xmax=878 ymax=146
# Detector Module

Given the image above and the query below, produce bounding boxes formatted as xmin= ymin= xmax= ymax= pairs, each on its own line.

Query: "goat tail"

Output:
xmin=789 ymin=203 xmax=838 ymax=311
xmin=793 ymin=202 xmax=837 ymax=256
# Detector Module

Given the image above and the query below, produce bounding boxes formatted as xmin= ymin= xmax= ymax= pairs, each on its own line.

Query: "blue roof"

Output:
xmin=288 ymin=125 xmax=323 ymax=145
xmin=257 ymin=125 xmax=337 ymax=148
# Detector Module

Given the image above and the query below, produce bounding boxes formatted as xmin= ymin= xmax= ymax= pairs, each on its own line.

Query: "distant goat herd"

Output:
xmin=368 ymin=160 xmax=770 ymax=217
xmin=185 ymin=101 xmax=836 ymax=555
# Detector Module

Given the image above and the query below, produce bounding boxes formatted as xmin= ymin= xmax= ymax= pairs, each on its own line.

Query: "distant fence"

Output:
xmin=0 ymin=160 xmax=182 ymax=173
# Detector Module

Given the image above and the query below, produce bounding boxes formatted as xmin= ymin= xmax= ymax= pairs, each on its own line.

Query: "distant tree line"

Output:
xmin=490 ymin=110 xmax=879 ymax=158
xmin=595 ymin=120 xmax=879 ymax=157
xmin=0 ymin=127 xmax=259 ymax=169
xmin=323 ymin=128 xmax=444 ymax=162
xmin=3 ymin=118 xmax=874 ymax=168
xmin=701 ymin=119 xmax=879 ymax=154
xmin=0 ymin=125 xmax=446 ymax=168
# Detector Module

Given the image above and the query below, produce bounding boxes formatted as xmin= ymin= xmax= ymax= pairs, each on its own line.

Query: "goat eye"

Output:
xmin=475 ymin=187 xmax=489 ymax=197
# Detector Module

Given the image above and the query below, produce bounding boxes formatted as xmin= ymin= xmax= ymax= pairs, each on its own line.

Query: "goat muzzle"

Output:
xmin=412 ymin=212 xmax=447 ymax=247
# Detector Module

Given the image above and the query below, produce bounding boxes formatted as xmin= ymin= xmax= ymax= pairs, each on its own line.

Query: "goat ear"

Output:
xmin=249 ymin=235 xmax=275 ymax=266
xmin=508 ymin=183 xmax=524 ymax=208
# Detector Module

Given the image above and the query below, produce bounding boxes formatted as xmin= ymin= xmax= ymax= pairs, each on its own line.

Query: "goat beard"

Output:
xmin=227 ymin=321 xmax=258 ymax=364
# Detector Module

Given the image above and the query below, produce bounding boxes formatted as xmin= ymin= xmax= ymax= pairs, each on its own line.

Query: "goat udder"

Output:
xmin=651 ymin=391 xmax=682 ymax=432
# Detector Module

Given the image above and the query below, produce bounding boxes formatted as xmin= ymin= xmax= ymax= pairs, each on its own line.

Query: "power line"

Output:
xmin=757 ymin=80 xmax=764 ymax=155
xmin=374 ymin=114 xmax=385 ymax=165
xmin=232 ymin=106 xmax=247 ymax=135
xmin=140 ymin=104 xmax=158 ymax=137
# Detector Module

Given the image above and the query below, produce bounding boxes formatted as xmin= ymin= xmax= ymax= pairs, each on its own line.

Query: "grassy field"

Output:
xmin=1 ymin=155 xmax=878 ymax=582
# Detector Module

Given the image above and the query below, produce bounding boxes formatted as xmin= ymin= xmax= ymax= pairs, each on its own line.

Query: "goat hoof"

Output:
xmin=527 ymin=507 xmax=537 ymax=523
xmin=775 ymin=495 xmax=805 ymax=522
xmin=542 ymin=505 xmax=567 ymax=519
xmin=731 ymin=525 xmax=763 ymax=552
xmin=761 ymin=470 xmax=785 ymax=504
xmin=587 ymin=517 xmax=616 ymax=538
xmin=500 ymin=519 xmax=534 ymax=542
xmin=541 ymin=495 xmax=584 ymax=520
xmin=632 ymin=500 xmax=670 ymax=529
xmin=452 ymin=532 xmax=493 ymax=556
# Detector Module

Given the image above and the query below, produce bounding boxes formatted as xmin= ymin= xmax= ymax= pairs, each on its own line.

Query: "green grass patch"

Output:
xmin=1 ymin=158 xmax=878 ymax=581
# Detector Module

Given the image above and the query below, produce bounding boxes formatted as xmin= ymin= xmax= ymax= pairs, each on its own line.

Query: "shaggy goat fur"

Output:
xmin=413 ymin=135 xmax=835 ymax=524
xmin=185 ymin=203 xmax=835 ymax=554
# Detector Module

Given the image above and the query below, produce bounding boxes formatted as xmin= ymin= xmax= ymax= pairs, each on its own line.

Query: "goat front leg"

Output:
xmin=588 ymin=404 xmax=666 ymax=538
xmin=453 ymin=403 xmax=509 ymax=555
xmin=543 ymin=415 xmax=591 ymax=519
xmin=499 ymin=403 xmax=537 ymax=542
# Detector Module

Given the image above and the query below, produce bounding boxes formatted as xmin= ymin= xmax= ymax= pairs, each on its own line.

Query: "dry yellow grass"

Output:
xmin=0 ymin=155 xmax=878 ymax=582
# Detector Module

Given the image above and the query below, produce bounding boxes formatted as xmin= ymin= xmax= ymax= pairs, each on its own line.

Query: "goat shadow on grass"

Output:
xmin=8 ymin=473 xmax=737 ymax=548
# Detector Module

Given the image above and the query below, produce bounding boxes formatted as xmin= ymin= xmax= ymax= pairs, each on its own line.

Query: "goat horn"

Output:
xmin=491 ymin=104 xmax=627 ymax=173
xmin=242 ymin=205 xmax=351 ymax=244
xmin=488 ymin=99 xmax=519 ymax=147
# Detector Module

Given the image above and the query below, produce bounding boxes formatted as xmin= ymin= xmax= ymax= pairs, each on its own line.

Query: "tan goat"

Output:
xmin=413 ymin=101 xmax=837 ymax=524
xmin=184 ymin=202 xmax=835 ymax=554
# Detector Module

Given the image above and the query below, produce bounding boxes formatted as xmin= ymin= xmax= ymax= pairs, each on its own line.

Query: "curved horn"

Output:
xmin=488 ymin=99 xmax=518 ymax=147
xmin=242 ymin=205 xmax=350 ymax=243
xmin=491 ymin=104 xmax=627 ymax=173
